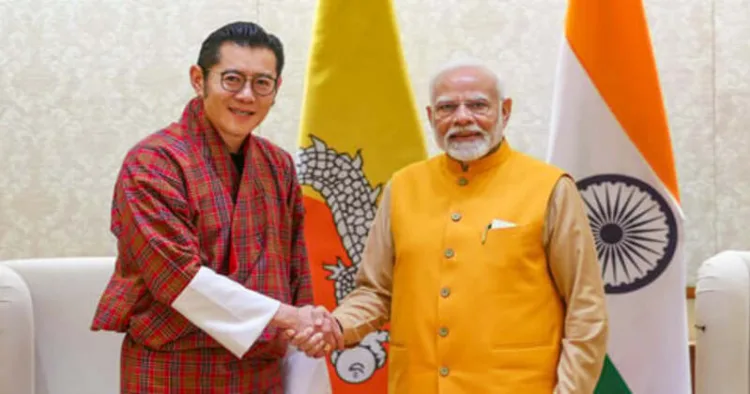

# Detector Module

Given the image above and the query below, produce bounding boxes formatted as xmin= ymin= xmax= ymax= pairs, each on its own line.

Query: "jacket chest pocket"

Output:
xmin=477 ymin=223 xmax=560 ymax=349
xmin=479 ymin=224 xmax=544 ymax=275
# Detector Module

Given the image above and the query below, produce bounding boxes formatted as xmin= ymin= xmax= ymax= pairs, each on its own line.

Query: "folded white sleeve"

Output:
xmin=283 ymin=346 xmax=333 ymax=394
xmin=171 ymin=266 xmax=281 ymax=358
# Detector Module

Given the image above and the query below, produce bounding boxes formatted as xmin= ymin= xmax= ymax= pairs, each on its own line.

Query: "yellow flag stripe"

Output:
xmin=565 ymin=0 xmax=680 ymax=201
xmin=298 ymin=0 xmax=426 ymax=187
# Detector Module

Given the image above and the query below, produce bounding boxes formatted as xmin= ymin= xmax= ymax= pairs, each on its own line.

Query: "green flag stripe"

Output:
xmin=594 ymin=354 xmax=631 ymax=394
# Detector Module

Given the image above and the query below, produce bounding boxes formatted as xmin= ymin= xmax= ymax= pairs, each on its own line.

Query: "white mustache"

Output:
xmin=445 ymin=125 xmax=488 ymax=139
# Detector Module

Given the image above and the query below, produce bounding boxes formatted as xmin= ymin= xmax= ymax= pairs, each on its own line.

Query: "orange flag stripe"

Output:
xmin=566 ymin=0 xmax=680 ymax=202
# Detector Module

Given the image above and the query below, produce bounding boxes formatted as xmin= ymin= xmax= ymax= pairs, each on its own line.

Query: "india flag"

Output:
xmin=546 ymin=0 xmax=691 ymax=393
xmin=295 ymin=0 xmax=427 ymax=392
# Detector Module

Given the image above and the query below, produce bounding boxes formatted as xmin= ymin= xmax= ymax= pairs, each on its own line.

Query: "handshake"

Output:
xmin=272 ymin=304 xmax=345 ymax=358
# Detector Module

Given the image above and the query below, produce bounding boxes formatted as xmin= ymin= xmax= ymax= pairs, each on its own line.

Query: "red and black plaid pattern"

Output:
xmin=91 ymin=97 xmax=313 ymax=390
xmin=120 ymin=336 xmax=284 ymax=393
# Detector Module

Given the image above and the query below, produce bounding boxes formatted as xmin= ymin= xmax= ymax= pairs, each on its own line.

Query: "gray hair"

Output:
xmin=427 ymin=57 xmax=506 ymax=103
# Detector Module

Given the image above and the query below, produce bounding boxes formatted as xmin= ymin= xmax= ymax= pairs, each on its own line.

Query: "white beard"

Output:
xmin=437 ymin=120 xmax=504 ymax=162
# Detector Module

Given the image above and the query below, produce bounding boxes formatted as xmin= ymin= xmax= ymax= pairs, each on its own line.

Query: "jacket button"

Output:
xmin=439 ymin=366 xmax=450 ymax=377
xmin=440 ymin=287 xmax=451 ymax=297
xmin=450 ymin=212 xmax=462 ymax=222
xmin=439 ymin=327 xmax=449 ymax=337
xmin=457 ymin=177 xmax=468 ymax=186
xmin=444 ymin=249 xmax=454 ymax=258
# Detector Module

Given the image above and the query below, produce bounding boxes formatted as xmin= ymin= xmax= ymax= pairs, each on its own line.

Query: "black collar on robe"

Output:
xmin=229 ymin=152 xmax=245 ymax=202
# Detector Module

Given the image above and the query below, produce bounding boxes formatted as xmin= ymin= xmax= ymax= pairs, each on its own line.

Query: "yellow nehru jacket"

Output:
xmin=388 ymin=141 xmax=566 ymax=393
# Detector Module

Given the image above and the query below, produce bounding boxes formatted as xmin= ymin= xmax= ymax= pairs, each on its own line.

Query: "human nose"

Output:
xmin=234 ymin=80 xmax=256 ymax=101
xmin=452 ymin=103 xmax=474 ymax=125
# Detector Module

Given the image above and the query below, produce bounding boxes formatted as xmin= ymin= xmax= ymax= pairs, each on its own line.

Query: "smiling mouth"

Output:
xmin=230 ymin=108 xmax=255 ymax=117
xmin=449 ymin=132 xmax=483 ymax=140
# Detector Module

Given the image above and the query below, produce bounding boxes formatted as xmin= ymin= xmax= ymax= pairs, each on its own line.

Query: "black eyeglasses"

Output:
xmin=219 ymin=70 xmax=277 ymax=96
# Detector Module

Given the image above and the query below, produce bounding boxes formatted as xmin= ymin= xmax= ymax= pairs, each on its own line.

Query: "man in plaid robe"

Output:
xmin=91 ymin=21 xmax=340 ymax=393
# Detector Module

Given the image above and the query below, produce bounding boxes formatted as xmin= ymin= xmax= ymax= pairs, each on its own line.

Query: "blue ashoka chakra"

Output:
xmin=576 ymin=174 xmax=678 ymax=294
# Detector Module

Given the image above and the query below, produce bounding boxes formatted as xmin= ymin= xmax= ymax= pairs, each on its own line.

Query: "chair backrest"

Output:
xmin=694 ymin=250 xmax=750 ymax=394
xmin=0 ymin=264 xmax=34 ymax=394
xmin=0 ymin=257 xmax=123 ymax=394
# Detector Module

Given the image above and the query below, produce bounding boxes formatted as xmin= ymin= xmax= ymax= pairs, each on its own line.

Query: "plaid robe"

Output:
xmin=91 ymin=97 xmax=313 ymax=393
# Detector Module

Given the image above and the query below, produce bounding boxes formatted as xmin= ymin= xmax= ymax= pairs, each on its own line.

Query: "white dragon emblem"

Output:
xmin=296 ymin=135 xmax=389 ymax=383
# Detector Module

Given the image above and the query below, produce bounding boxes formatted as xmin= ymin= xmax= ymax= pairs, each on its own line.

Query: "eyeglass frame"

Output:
xmin=431 ymin=98 xmax=495 ymax=119
xmin=215 ymin=69 xmax=279 ymax=97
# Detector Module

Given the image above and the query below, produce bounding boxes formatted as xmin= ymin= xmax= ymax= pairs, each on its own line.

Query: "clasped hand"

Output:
xmin=281 ymin=305 xmax=344 ymax=358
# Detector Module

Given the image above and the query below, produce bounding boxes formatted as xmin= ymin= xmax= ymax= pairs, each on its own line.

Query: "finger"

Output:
xmin=312 ymin=306 xmax=328 ymax=327
xmin=299 ymin=332 xmax=324 ymax=353
xmin=311 ymin=340 xmax=330 ymax=357
xmin=298 ymin=331 xmax=323 ymax=352
xmin=320 ymin=317 xmax=339 ymax=350
xmin=285 ymin=329 xmax=296 ymax=338
xmin=292 ymin=330 xmax=313 ymax=348
xmin=315 ymin=312 xmax=325 ymax=327
xmin=312 ymin=344 xmax=329 ymax=359
xmin=320 ymin=315 xmax=332 ymax=333
xmin=290 ymin=327 xmax=314 ymax=347
xmin=305 ymin=334 xmax=327 ymax=357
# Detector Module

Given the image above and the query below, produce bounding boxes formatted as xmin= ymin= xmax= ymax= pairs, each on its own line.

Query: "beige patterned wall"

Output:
xmin=1 ymin=0 xmax=748 ymax=286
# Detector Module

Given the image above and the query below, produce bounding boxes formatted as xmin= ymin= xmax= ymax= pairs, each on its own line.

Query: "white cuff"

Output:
xmin=172 ymin=266 xmax=281 ymax=358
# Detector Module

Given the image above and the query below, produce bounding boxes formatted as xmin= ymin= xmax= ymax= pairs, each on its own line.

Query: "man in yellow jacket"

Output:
xmin=291 ymin=59 xmax=608 ymax=394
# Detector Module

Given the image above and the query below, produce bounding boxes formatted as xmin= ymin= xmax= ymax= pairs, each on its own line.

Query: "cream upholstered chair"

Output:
xmin=0 ymin=257 xmax=331 ymax=394
xmin=0 ymin=263 xmax=34 ymax=394
xmin=0 ymin=257 xmax=123 ymax=394
xmin=694 ymin=250 xmax=750 ymax=394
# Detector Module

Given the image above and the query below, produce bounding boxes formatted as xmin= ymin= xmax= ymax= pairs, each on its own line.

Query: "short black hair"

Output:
xmin=197 ymin=21 xmax=284 ymax=77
